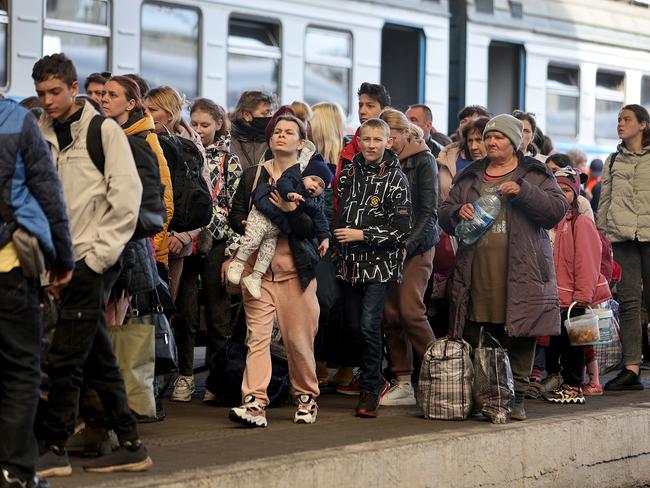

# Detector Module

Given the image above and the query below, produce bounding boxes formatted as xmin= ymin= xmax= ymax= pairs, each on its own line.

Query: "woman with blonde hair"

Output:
xmin=309 ymin=101 xmax=349 ymax=386
xmin=379 ymin=108 xmax=439 ymax=406
xmin=290 ymin=100 xmax=313 ymax=126
xmin=144 ymin=86 xmax=212 ymax=402
xmin=311 ymin=103 xmax=345 ymax=168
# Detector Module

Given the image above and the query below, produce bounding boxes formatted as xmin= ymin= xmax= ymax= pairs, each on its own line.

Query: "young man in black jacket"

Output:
xmin=333 ymin=118 xmax=412 ymax=418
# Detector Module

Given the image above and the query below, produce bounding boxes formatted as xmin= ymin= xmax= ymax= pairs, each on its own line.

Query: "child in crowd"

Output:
xmin=543 ymin=167 xmax=611 ymax=404
xmin=227 ymin=152 xmax=332 ymax=298
xmin=334 ymin=118 xmax=412 ymax=418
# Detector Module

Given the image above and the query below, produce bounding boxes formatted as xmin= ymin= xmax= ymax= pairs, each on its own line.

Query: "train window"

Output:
xmin=304 ymin=28 xmax=352 ymax=114
xmin=642 ymin=76 xmax=650 ymax=111
xmin=546 ymin=65 xmax=579 ymax=139
xmin=228 ymin=18 xmax=281 ymax=110
xmin=595 ymin=70 xmax=625 ymax=141
xmin=43 ymin=0 xmax=110 ymax=88
xmin=141 ymin=3 xmax=200 ymax=99
xmin=0 ymin=0 xmax=7 ymax=87
xmin=46 ymin=0 xmax=108 ymax=25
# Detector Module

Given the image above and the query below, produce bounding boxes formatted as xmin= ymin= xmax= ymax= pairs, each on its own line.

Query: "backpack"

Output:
xmin=205 ymin=341 xmax=289 ymax=407
xmin=87 ymin=115 xmax=166 ymax=240
xmin=598 ymin=230 xmax=614 ymax=283
xmin=157 ymin=133 xmax=212 ymax=232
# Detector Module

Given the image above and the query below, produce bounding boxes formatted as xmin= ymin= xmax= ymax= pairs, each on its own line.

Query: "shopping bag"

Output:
xmin=417 ymin=337 xmax=473 ymax=420
xmin=595 ymin=300 xmax=623 ymax=375
xmin=108 ymin=314 xmax=156 ymax=418
xmin=472 ymin=327 xmax=514 ymax=424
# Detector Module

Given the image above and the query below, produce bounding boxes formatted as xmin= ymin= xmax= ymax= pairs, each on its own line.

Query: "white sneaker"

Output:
xmin=227 ymin=260 xmax=245 ymax=285
xmin=229 ymin=395 xmax=267 ymax=428
xmin=379 ymin=380 xmax=416 ymax=406
xmin=170 ymin=375 xmax=195 ymax=402
xmin=294 ymin=394 xmax=318 ymax=424
xmin=202 ymin=390 xmax=217 ymax=403
xmin=241 ymin=274 xmax=262 ymax=299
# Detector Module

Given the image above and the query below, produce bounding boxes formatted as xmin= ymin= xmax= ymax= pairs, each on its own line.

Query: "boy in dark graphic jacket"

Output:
xmin=333 ymin=117 xmax=412 ymax=418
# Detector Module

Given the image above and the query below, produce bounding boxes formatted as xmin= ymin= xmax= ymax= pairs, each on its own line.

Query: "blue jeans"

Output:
xmin=343 ymin=282 xmax=389 ymax=394
xmin=0 ymin=269 xmax=40 ymax=479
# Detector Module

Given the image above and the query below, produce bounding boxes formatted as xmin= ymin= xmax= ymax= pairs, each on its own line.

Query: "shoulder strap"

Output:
xmin=239 ymin=143 xmax=255 ymax=168
xmin=608 ymin=151 xmax=619 ymax=174
xmin=248 ymin=164 xmax=264 ymax=211
xmin=87 ymin=114 xmax=106 ymax=174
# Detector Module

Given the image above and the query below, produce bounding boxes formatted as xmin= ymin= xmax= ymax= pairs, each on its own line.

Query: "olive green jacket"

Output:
xmin=596 ymin=144 xmax=650 ymax=243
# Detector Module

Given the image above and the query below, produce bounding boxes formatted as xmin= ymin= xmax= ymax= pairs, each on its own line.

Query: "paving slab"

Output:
xmin=48 ymin=373 xmax=650 ymax=488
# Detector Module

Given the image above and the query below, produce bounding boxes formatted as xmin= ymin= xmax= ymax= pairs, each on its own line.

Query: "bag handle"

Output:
xmin=565 ymin=301 xmax=595 ymax=328
xmin=478 ymin=325 xmax=505 ymax=351
xmin=248 ymin=163 xmax=264 ymax=212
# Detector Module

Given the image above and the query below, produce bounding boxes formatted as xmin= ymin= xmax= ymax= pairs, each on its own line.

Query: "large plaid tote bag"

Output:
xmin=417 ymin=338 xmax=474 ymax=420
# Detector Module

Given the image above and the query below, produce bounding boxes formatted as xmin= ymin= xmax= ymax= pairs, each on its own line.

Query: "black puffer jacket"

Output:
xmin=113 ymin=238 xmax=158 ymax=296
xmin=229 ymin=163 xmax=319 ymax=289
xmin=334 ymin=149 xmax=412 ymax=284
xmin=398 ymin=139 xmax=440 ymax=257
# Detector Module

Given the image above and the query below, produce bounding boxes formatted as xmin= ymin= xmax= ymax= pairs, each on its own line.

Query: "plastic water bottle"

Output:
xmin=455 ymin=193 xmax=501 ymax=246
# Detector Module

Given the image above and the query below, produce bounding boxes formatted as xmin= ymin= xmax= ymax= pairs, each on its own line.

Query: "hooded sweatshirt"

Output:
xmin=335 ymin=149 xmax=412 ymax=284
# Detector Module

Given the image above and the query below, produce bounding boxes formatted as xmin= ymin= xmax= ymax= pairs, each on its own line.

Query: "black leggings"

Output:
xmin=546 ymin=307 xmax=586 ymax=387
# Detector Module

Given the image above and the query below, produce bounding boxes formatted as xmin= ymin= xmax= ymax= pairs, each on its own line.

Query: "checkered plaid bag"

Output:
xmin=417 ymin=338 xmax=474 ymax=420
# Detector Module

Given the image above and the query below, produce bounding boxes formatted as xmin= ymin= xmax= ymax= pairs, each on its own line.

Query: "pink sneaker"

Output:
xmin=582 ymin=383 xmax=603 ymax=396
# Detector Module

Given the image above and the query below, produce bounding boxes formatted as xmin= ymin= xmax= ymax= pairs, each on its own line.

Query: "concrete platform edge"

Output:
xmin=95 ymin=403 xmax=650 ymax=488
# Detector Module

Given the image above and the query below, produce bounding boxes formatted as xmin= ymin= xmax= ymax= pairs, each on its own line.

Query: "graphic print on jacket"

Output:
xmin=335 ymin=149 xmax=412 ymax=284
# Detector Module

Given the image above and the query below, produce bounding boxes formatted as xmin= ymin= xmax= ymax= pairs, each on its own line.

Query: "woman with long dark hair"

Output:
xmin=597 ymin=104 xmax=650 ymax=391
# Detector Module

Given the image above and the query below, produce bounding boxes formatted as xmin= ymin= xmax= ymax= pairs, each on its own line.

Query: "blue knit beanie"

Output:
xmin=303 ymin=156 xmax=333 ymax=188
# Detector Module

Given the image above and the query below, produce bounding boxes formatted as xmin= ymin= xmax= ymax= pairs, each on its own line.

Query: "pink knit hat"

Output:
xmin=554 ymin=166 xmax=581 ymax=197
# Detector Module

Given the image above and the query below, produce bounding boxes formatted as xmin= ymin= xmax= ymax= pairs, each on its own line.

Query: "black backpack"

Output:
xmin=205 ymin=341 xmax=289 ymax=407
xmin=87 ymin=115 xmax=166 ymax=240
xmin=157 ymin=133 xmax=212 ymax=232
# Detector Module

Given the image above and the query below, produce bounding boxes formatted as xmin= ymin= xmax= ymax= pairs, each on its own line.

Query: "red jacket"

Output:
xmin=553 ymin=211 xmax=611 ymax=308
xmin=333 ymin=128 xmax=361 ymax=211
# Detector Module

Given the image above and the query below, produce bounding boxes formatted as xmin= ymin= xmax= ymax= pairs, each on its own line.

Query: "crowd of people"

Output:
xmin=0 ymin=51 xmax=649 ymax=488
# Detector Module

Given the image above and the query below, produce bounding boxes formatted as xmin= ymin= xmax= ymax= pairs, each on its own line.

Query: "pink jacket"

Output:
xmin=553 ymin=211 xmax=611 ymax=308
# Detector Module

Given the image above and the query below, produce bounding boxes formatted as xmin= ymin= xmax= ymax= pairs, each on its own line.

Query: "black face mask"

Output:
xmin=251 ymin=116 xmax=271 ymax=131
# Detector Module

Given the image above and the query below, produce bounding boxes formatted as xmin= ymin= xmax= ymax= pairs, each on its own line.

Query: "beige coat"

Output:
xmin=40 ymin=100 xmax=142 ymax=273
xmin=596 ymin=144 xmax=650 ymax=243
xmin=437 ymin=142 xmax=461 ymax=205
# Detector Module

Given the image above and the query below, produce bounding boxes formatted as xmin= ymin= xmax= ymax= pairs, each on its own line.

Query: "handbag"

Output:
xmin=108 ymin=306 xmax=156 ymax=419
xmin=151 ymin=288 xmax=179 ymax=376
xmin=417 ymin=337 xmax=474 ymax=420
xmin=472 ymin=327 xmax=514 ymax=424
xmin=315 ymin=251 xmax=342 ymax=313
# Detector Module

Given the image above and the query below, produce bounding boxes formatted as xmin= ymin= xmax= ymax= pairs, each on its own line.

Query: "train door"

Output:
xmin=487 ymin=41 xmax=525 ymax=113
xmin=381 ymin=23 xmax=425 ymax=111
